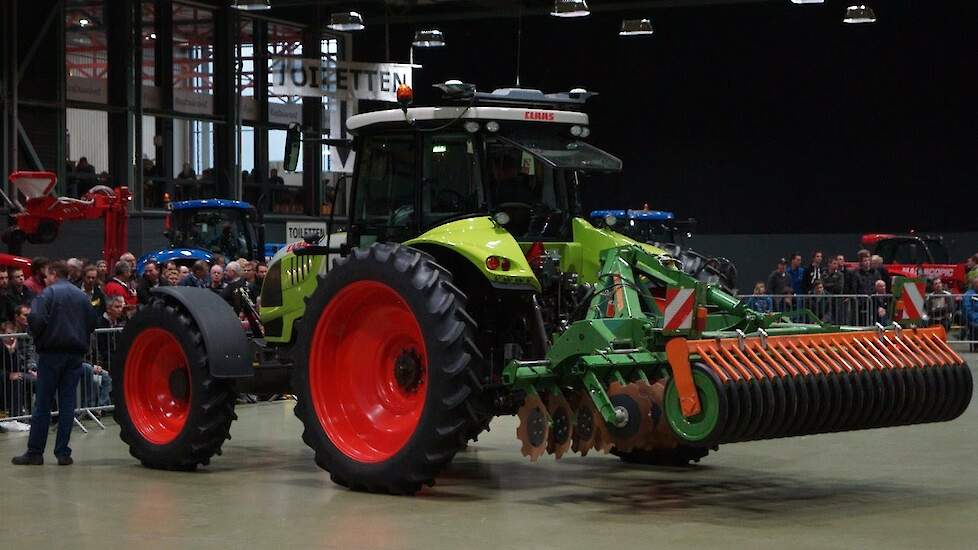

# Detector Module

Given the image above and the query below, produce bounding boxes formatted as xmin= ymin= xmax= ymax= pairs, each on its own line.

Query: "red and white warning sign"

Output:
xmin=901 ymin=281 xmax=927 ymax=321
xmin=664 ymin=287 xmax=695 ymax=331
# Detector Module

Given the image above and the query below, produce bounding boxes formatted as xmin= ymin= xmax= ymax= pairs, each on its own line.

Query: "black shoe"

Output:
xmin=11 ymin=453 xmax=43 ymax=466
xmin=56 ymin=455 xmax=73 ymax=466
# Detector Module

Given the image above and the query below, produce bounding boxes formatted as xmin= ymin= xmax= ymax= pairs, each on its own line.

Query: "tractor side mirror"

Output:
xmin=284 ymin=123 xmax=302 ymax=172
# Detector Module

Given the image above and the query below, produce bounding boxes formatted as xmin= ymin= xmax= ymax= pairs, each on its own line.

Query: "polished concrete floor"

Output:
xmin=3 ymin=359 xmax=978 ymax=550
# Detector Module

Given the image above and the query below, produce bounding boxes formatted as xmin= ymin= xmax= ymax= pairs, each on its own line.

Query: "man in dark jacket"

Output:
xmin=801 ymin=251 xmax=824 ymax=294
xmin=135 ymin=260 xmax=169 ymax=304
xmin=767 ymin=258 xmax=792 ymax=310
xmin=180 ymin=260 xmax=209 ymax=288
xmin=12 ymin=261 xmax=98 ymax=466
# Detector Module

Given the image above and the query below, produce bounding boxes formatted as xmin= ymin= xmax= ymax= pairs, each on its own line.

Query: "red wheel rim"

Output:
xmin=123 ymin=328 xmax=192 ymax=445
xmin=310 ymin=281 xmax=428 ymax=463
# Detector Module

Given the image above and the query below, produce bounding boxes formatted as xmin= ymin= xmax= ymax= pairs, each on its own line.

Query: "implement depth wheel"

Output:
xmin=292 ymin=243 xmax=484 ymax=495
xmin=113 ymin=298 xmax=237 ymax=470
xmin=664 ymin=363 xmax=727 ymax=448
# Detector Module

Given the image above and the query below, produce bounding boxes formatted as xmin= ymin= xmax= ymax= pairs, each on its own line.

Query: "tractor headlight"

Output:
xmin=605 ymin=214 xmax=617 ymax=227
xmin=464 ymin=121 xmax=480 ymax=133
xmin=570 ymin=125 xmax=583 ymax=137
xmin=485 ymin=121 xmax=500 ymax=133
xmin=580 ymin=126 xmax=591 ymax=138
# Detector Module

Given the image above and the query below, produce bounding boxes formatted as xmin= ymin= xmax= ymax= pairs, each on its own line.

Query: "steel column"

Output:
xmin=254 ymin=20 xmax=270 ymax=209
xmin=213 ymin=6 xmax=238 ymax=200
xmin=301 ymin=27 xmax=323 ymax=216
xmin=106 ymin=0 xmax=136 ymax=193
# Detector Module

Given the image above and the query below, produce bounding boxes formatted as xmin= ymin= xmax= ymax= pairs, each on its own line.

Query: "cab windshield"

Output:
xmin=171 ymin=208 xmax=254 ymax=259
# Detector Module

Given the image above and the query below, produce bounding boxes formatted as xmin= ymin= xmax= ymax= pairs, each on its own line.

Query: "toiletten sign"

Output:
xmin=270 ymin=58 xmax=413 ymax=102
xmin=285 ymin=221 xmax=327 ymax=244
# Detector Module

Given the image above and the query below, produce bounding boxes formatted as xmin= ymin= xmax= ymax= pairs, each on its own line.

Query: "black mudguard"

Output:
xmin=151 ymin=286 xmax=254 ymax=378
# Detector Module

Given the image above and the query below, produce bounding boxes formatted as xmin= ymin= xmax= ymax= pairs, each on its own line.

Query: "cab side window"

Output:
xmin=421 ymin=134 xmax=482 ymax=226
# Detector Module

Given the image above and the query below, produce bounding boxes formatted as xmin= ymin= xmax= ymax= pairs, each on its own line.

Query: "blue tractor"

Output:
xmin=136 ymin=199 xmax=281 ymax=274
xmin=589 ymin=207 xmax=738 ymax=292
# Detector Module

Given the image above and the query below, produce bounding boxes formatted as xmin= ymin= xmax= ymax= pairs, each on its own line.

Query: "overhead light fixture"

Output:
xmin=551 ymin=0 xmax=589 ymax=18
xmin=843 ymin=3 xmax=877 ymax=24
xmin=78 ymin=18 xmax=91 ymax=27
xmin=789 ymin=0 xmax=825 ymax=4
xmin=327 ymin=11 xmax=364 ymax=32
xmin=413 ymin=29 xmax=445 ymax=48
xmin=620 ymin=19 xmax=654 ymax=36
xmin=231 ymin=0 xmax=271 ymax=11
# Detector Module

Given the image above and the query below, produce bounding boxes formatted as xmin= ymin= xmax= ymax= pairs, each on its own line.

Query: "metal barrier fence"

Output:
xmin=742 ymin=293 xmax=976 ymax=343
xmin=0 ymin=327 xmax=122 ymax=433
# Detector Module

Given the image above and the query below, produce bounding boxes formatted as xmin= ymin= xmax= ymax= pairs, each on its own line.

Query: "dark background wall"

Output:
xmin=355 ymin=0 xmax=978 ymax=235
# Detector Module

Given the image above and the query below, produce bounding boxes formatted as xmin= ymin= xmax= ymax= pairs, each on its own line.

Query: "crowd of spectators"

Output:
xmin=746 ymin=249 xmax=976 ymax=332
xmin=1 ymin=252 xmax=267 ymax=430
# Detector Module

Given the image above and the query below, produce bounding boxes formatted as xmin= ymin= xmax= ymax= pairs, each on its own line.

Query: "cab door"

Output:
xmin=349 ymin=133 xmax=419 ymax=246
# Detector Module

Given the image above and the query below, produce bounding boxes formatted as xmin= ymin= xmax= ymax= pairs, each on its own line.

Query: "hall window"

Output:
xmin=65 ymin=1 xmax=107 ymax=83
xmin=173 ymin=118 xmax=216 ymax=201
xmin=173 ymin=3 xmax=214 ymax=115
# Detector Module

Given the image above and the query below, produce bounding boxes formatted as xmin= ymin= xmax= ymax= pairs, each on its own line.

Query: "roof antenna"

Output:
xmin=515 ymin=4 xmax=522 ymax=87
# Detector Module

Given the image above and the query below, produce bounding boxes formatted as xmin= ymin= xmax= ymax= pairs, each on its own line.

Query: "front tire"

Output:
xmin=292 ymin=243 xmax=484 ymax=495
xmin=112 ymin=298 xmax=237 ymax=470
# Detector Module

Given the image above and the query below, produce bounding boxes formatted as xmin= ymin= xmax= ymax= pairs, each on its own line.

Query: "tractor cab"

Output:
xmin=137 ymin=199 xmax=265 ymax=273
xmin=863 ymin=233 xmax=951 ymax=265
xmin=339 ymin=85 xmax=623 ymax=249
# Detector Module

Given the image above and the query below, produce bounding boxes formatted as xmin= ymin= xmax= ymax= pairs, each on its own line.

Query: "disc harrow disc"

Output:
xmin=607 ymin=382 xmax=655 ymax=452
xmin=516 ymin=393 xmax=550 ymax=462
xmin=546 ymin=392 xmax=574 ymax=459
xmin=569 ymin=393 xmax=612 ymax=456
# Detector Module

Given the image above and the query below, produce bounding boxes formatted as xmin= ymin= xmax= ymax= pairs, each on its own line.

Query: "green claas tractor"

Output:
xmin=112 ymin=83 xmax=973 ymax=495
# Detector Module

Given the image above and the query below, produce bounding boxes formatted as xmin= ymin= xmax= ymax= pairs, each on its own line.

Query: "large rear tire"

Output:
xmin=292 ymin=243 xmax=484 ymax=495
xmin=112 ymin=298 xmax=237 ymax=470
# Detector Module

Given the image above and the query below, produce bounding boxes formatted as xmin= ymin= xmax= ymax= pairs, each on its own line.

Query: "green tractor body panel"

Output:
xmin=567 ymin=218 xmax=668 ymax=283
xmin=405 ymin=217 xmax=541 ymax=291
xmin=260 ymin=252 xmax=325 ymax=345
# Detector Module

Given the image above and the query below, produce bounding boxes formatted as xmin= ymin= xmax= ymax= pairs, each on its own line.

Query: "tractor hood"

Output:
xmin=406 ymin=217 xmax=540 ymax=291
xmin=136 ymin=248 xmax=213 ymax=275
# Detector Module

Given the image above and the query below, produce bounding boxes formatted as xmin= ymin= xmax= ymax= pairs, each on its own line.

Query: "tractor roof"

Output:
xmin=348 ymin=85 xmax=593 ymax=132
xmin=347 ymin=105 xmax=589 ymax=132
xmin=171 ymin=199 xmax=254 ymax=211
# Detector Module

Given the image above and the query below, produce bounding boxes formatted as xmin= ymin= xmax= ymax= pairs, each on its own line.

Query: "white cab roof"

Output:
xmin=347 ymin=106 xmax=589 ymax=132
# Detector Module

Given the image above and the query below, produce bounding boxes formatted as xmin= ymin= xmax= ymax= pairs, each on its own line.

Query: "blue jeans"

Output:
xmin=81 ymin=362 xmax=113 ymax=407
xmin=27 ymin=353 xmax=84 ymax=458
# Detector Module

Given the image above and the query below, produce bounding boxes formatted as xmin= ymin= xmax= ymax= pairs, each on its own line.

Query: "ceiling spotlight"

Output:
xmin=620 ymin=19 xmax=654 ymax=36
xmin=327 ymin=11 xmax=364 ymax=32
xmin=413 ymin=29 xmax=445 ymax=48
xmin=789 ymin=0 xmax=825 ymax=4
xmin=843 ymin=3 xmax=877 ymax=24
xmin=551 ymin=0 xmax=590 ymax=18
xmin=231 ymin=0 xmax=271 ymax=11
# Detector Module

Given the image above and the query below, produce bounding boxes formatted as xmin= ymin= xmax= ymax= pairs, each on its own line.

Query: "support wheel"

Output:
xmin=113 ymin=298 xmax=237 ymax=470
xmin=292 ymin=243 xmax=485 ymax=495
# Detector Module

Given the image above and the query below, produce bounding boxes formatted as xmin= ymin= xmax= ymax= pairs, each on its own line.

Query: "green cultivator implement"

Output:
xmin=506 ymin=245 xmax=971 ymax=459
xmin=112 ymin=83 xmax=972 ymax=494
